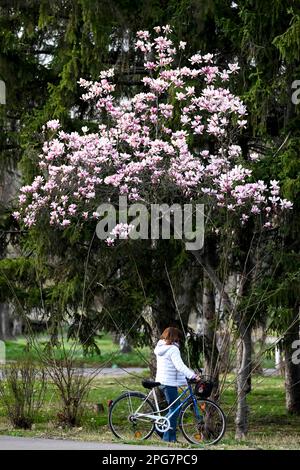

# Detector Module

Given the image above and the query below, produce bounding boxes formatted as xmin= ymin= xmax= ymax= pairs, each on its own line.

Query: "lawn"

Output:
xmin=4 ymin=333 xmax=151 ymax=368
xmin=0 ymin=371 xmax=299 ymax=450
xmin=1 ymin=334 xmax=298 ymax=449
xmin=4 ymin=334 xmax=276 ymax=369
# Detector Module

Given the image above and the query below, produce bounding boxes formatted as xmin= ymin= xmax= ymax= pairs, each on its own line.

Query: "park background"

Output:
xmin=0 ymin=0 xmax=300 ymax=449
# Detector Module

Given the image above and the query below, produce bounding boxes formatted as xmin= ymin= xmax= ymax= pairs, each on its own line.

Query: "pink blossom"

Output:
xmin=202 ymin=53 xmax=214 ymax=62
xmin=61 ymin=219 xmax=71 ymax=227
xmin=110 ymin=223 xmax=134 ymax=239
xmin=189 ymin=54 xmax=202 ymax=65
xmin=219 ymin=70 xmax=229 ymax=81
xmin=162 ymin=25 xmax=172 ymax=33
xmin=251 ymin=206 xmax=261 ymax=214
xmin=159 ymin=103 xmax=173 ymax=118
xmin=46 ymin=119 xmax=60 ymax=130
xmin=136 ymin=30 xmax=150 ymax=40
xmin=144 ymin=61 xmax=156 ymax=70
xmin=68 ymin=204 xmax=77 ymax=215
xmin=228 ymin=63 xmax=240 ymax=73
xmin=175 ymin=92 xmax=186 ymax=101
xmin=280 ymin=199 xmax=293 ymax=210
xmin=270 ymin=180 xmax=280 ymax=195
xmin=12 ymin=211 xmax=20 ymax=220
xmin=249 ymin=152 xmax=260 ymax=161
xmin=19 ymin=194 xmax=27 ymax=204
xmin=14 ymin=25 xmax=292 ymax=233
xmin=228 ymin=145 xmax=242 ymax=158
xmin=264 ymin=222 xmax=272 ymax=228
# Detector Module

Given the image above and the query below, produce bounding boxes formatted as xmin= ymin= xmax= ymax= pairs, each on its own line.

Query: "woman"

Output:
xmin=154 ymin=326 xmax=199 ymax=443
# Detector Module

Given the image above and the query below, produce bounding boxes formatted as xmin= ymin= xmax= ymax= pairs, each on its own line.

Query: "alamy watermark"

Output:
xmin=291 ymin=80 xmax=300 ymax=105
xmin=0 ymin=340 xmax=6 ymax=364
xmin=95 ymin=196 xmax=205 ymax=251
xmin=0 ymin=80 xmax=6 ymax=105
xmin=292 ymin=340 xmax=300 ymax=365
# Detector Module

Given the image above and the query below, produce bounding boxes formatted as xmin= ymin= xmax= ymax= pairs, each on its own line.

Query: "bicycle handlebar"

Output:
xmin=186 ymin=369 xmax=203 ymax=384
xmin=187 ymin=378 xmax=197 ymax=384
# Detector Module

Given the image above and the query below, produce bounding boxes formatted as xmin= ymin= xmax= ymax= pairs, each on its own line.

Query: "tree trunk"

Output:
xmin=283 ymin=309 xmax=300 ymax=414
xmin=202 ymin=271 xmax=221 ymax=400
xmin=12 ymin=317 xmax=23 ymax=337
xmin=142 ymin=305 xmax=163 ymax=378
xmin=191 ymin=249 xmax=234 ymax=307
xmin=217 ymin=327 xmax=231 ymax=374
xmin=202 ymin=271 xmax=220 ymax=375
xmin=111 ymin=332 xmax=120 ymax=345
xmin=0 ymin=303 xmax=13 ymax=340
xmin=119 ymin=334 xmax=132 ymax=353
xmin=235 ymin=321 xmax=252 ymax=439
xmin=251 ymin=325 xmax=266 ymax=375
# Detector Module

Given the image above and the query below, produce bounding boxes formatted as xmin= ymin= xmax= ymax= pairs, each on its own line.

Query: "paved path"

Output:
xmin=0 ymin=435 xmax=169 ymax=450
xmin=71 ymin=367 xmax=279 ymax=378
xmin=79 ymin=367 xmax=146 ymax=378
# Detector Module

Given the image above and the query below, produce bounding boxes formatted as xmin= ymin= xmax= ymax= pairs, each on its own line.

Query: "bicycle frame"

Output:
xmin=133 ymin=382 xmax=201 ymax=423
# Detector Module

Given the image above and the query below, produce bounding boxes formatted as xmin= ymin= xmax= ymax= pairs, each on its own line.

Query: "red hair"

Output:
xmin=160 ymin=327 xmax=182 ymax=345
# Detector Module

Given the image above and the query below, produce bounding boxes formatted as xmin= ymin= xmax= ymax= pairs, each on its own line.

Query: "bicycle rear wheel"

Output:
xmin=180 ymin=398 xmax=226 ymax=445
xmin=108 ymin=392 xmax=156 ymax=441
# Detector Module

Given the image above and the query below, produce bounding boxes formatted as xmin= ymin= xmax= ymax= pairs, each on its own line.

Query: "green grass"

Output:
xmin=1 ymin=334 xmax=299 ymax=449
xmin=4 ymin=334 xmax=151 ymax=368
xmin=261 ymin=357 xmax=276 ymax=369
xmin=0 ymin=372 xmax=299 ymax=449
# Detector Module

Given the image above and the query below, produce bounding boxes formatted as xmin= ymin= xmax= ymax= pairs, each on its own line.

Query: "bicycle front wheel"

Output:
xmin=108 ymin=392 xmax=156 ymax=441
xmin=180 ymin=398 xmax=226 ymax=445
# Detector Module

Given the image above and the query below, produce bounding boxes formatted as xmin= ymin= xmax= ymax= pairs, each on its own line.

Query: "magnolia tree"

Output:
xmin=14 ymin=25 xmax=292 ymax=438
xmin=14 ymin=25 xmax=291 ymax=232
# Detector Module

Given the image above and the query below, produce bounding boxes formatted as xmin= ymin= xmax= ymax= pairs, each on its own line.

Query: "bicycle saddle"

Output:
xmin=142 ymin=379 xmax=161 ymax=389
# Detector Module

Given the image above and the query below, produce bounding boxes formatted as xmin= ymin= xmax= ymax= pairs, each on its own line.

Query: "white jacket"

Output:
xmin=154 ymin=339 xmax=195 ymax=387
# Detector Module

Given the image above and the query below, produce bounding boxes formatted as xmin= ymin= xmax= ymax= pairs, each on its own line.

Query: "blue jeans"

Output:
xmin=161 ymin=385 xmax=180 ymax=442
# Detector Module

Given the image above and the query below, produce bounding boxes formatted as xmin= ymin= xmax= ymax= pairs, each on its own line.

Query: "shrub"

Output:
xmin=0 ymin=359 xmax=46 ymax=429
xmin=41 ymin=344 xmax=94 ymax=427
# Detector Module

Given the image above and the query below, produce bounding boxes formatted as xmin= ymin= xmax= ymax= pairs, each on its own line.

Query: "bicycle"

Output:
xmin=108 ymin=376 xmax=226 ymax=445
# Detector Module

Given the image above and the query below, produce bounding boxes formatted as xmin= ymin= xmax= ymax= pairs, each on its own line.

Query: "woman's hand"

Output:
xmin=193 ymin=369 xmax=203 ymax=381
xmin=190 ymin=373 xmax=202 ymax=382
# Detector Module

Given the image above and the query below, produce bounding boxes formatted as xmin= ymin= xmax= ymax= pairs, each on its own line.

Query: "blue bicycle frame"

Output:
xmin=158 ymin=382 xmax=201 ymax=420
xmin=137 ymin=381 xmax=202 ymax=422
